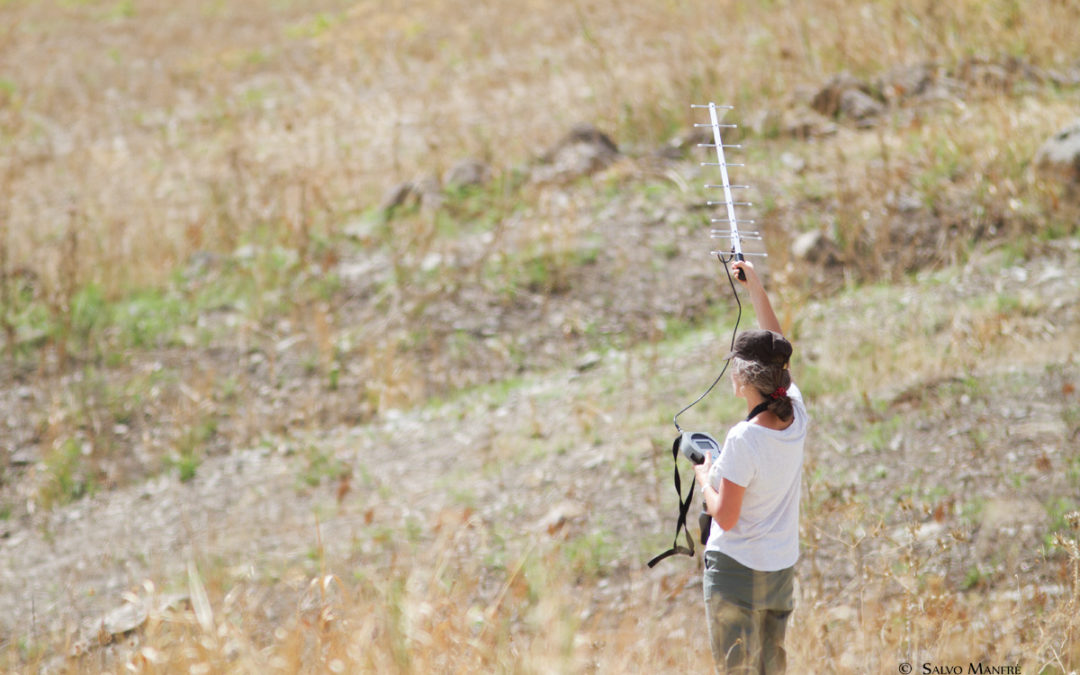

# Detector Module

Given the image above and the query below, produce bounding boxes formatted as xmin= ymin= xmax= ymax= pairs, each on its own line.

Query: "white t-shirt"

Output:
xmin=705 ymin=382 xmax=807 ymax=571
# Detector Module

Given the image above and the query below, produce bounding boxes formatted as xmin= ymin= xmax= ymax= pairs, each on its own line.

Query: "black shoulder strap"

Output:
xmin=647 ymin=436 xmax=696 ymax=568
xmin=747 ymin=400 xmax=770 ymax=421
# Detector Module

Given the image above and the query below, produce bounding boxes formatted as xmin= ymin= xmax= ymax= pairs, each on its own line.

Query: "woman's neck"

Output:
xmin=744 ymin=389 xmax=766 ymax=414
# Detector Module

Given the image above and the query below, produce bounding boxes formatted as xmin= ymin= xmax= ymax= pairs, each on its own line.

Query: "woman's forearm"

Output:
xmin=733 ymin=261 xmax=782 ymax=335
xmin=749 ymin=284 xmax=782 ymax=335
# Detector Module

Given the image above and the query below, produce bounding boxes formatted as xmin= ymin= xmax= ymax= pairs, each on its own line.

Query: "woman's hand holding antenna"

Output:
xmin=730 ymin=260 xmax=759 ymax=288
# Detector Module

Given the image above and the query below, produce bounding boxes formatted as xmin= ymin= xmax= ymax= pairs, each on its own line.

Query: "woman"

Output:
xmin=694 ymin=259 xmax=808 ymax=674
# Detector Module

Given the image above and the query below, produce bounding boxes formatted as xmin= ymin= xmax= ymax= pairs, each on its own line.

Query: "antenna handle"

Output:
xmin=734 ymin=252 xmax=746 ymax=281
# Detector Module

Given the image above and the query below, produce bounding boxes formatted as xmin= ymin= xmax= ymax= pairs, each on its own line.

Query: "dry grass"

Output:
xmin=3 ymin=0 xmax=1079 ymax=295
xmin=18 ymin=504 xmax=1079 ymax=673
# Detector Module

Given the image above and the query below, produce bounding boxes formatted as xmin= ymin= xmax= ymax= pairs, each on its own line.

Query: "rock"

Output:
xmin=956 ymin=56 xmax=1044 ymax=92
xmin=781 ymin=108 xmax=838 ymax=140
xmin=811 ymin=72 xmax=864 ymax=117
xmin=533 ymin=123 xmax=620 ymax=183
xmin=184 ymin=251 xmax=222 ymax=279
xmin=779 ymin=152 xmax=806 ymax=174
xmin=1047 ymin=67 xmax=1080 ymax=88
xmin=886 ymin=191 xmax=923 ymax=213
xmin=552 ymin=123 xmax=619 ymax=157
xmin=342 ymin=219 xmax=377 ymax=241
xmin=536 ymin=501 xmax=586 ymax=535
xmin=1034 ymin=119 xmax=1080 ymax=189
xmin=412 ymin=174 xmax=443 ymax=212
xmin=576 ymin=351 xmax=602 ymax=372
xmin=378 ymin=174 xmax=444 ymax=214
xmin=442 ymin=159 xmax=491 ymax=190
xmin=275 ymin=334 xmax=305 ymax=354
xmin=811 ymin=72 xmax=883 ymax=122
xmin=877 ymin=63 xmax=936 ymax=103
xmin=957 ymin=58 xmax=1011 ymax=90
xmin=379 ymin=180 xmax=415 ymax=212
xmin=722 ymin=108 xmax=834 ymax=141
xmin=658 ymin=127 xmax=712 ymax=159
xmin=101 ymin=599 xmax=150 ymax=637
xmin=87 ymin=593 xmax=189 ymax=647
xmin=791 ymin=229 xmax=842 ymax=267
xmin=746 ymin=108 xmax=784 ymax=137
xmin=10 ymin=447 xmax=38 ymax=466
xmin=839 ymin=88 xmax=884 ymax=122
xmin=233 ymin=244 xmax=258 ymax=261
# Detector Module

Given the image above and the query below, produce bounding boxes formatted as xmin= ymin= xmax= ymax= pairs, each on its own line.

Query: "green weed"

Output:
xmin=863 ymin=415 xmax=902 ymax=453
xmin=1044 ymin=497 xmax=1080 ymax=554
xmin=298 ymin=446 xmax=350 ymax=489
xmin=39 ymin=438 xmax=94 ymax=508
xmin=168 ymin=451 xmax=201 ymax=483
xmin=166 ymin=417 xmax=219 ymax=483
xmin=561 ymin=526 xmax=616 ymax=580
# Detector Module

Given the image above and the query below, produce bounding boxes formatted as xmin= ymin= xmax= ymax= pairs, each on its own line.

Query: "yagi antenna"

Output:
xmin=649 ymin=104 xmax=773 ymax=570
xmin=691 ymin=103 xmax=767 ymax=279
xmin=671 ymin=103 xmax=769 ymax=435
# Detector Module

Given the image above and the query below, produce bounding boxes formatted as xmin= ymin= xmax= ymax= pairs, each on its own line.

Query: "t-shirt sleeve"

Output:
xmin=712 ymin=425 xmax=756 ymax=488
xmin=787 ymin=381 xmax=803 ymax=405
xmin=787 ymin=381 xmax=807 ymax=423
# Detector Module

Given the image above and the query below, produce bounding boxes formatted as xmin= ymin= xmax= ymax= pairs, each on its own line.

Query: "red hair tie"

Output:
xmin=770 ymin=387 xmax=787 ymax=400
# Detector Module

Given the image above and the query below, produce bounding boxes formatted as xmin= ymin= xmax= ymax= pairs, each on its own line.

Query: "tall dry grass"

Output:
xmin=23 ymin=503 xmax=1079 ymax=674
xmin=3 ymin=0 xmax=1079 ymax=297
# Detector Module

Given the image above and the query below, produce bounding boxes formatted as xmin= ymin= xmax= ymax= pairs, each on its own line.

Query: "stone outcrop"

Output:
xmin=443 ymin=158 xmax=492 ymax=190
xmin=1034 ymin=119 xmax=1080 ymax=193
xmin=811 ymin=72 xmax=884 ymax=122
xmin=531 ymin=123 xmax=620 ymax=183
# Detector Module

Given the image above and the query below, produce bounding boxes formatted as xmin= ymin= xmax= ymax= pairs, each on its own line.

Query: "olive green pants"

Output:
xmin=702 ymin=551 xmax=794 ymax=674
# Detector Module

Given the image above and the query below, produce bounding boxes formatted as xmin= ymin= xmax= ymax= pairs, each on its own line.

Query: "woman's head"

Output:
xmin=726 ymin=330 xmax=793 ymax=421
